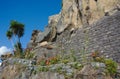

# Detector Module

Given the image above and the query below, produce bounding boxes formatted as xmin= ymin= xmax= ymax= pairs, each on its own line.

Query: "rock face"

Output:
xmin=0 ymin=65 xmax=65 ymax=79
xmin=75 ymin=64 xmax=113 ymax=79
xmin=56 ymin=0 xmax=119 ymax=33
xmin=57 ymin=11 xmax=120 ymax=63
xmin=27 ymin=23 xmax=57 ymax=48
xmin=28 ymin=0 xmax=120 ymax=47
xmin=27 ymin=30 xmax=41 ymax=48
xmin=27 ymin=0 xmax=120 ymax=63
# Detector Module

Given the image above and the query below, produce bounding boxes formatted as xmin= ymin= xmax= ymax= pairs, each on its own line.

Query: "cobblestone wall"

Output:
xmin=72 ymin=11 xmax=120 ymax=62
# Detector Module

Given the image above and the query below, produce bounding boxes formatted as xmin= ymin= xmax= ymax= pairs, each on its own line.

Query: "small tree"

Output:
xmin=6 ymin=20 xmax=25 ymax=57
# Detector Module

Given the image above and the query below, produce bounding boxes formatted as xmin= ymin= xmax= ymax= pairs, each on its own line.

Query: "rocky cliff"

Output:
xmin=28 ymin=0 xmax=120 ymax=46
xmin=0 ymin=0 xmax=120 ymax=79
xmin=27 ymin=0 xmax=120 ymax=61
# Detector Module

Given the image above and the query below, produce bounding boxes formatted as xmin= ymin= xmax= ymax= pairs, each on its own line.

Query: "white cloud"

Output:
xmin=0 ymin=46 xmax=12 ymax=56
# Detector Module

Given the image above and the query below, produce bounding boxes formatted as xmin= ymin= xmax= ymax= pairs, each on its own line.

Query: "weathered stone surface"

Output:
xmin=0 ymin=64 xmax=27 ymax=79
xmin=28 ymin=22 xmax=57 ymax=47
xmin=0 ymin=64 xmax=65 ymax=79
xmin=2 ymin=58 xmax=35 ymax=66
xmin=28 ymin=0 xmax=120 ymax=48
xmin=55 ymin=11 xmax=120 ymax=63
xmin=55 ymin=0 xmax=120 ymax=34
xmin=91 ymin=62 xmax=106 ymax=68
xmin=75 ymin=65 xmax=113 ymax=79
xmin=56 ymin=0 xmax=81 ymax=33
xmin=26 ymin=7 xmax=120 ymax=79
xmin=30 ymin=72 xmax=65 ymax=79
xmin=27 ymin=30 xmax=41 ymax=48
xmin=39 ymin=41 xmax=48 ymax=47
xmin=35 ymin=27 xmax=51 ymax=43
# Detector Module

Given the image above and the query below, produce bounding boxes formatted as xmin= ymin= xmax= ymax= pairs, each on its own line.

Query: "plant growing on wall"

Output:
xmin=91 ymin=51 xmax=118 ymax=76
xmin=104 ymin=59 xmax=117 ymax=76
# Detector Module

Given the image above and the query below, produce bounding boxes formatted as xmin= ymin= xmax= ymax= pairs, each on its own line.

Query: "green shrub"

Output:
xmin=38 ymin=66 xmax=49 ymax=72
xmin=61 ymin=59 xmax=69 ymax=64
xmin=39 ymin=60 xmax=46 ymax=66
xmin=104 ymin=59 xmax=117 ymax=75
xmin=71 ymin=62 xmax=83 ymax=70
xmin=91 ymin=51 xmax=118 ymax=76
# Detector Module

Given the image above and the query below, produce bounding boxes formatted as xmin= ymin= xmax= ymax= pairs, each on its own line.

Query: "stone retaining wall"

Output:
xmin=56 ymin=11 xmax=120 ymax=63
xmin=72 ymin=11 xmax=120 ymax=62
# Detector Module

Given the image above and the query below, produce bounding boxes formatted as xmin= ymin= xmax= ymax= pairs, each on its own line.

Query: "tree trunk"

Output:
xmin=10 ymin=39 xmax=14 ymax=49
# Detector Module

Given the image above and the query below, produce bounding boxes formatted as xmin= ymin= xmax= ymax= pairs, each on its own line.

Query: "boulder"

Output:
xmin=35 ymin=23 xmax=56 ymax=43
xmin=35 ymin=27 xmax=51 ymax=43
xmin=39 ymin=41 xmax=48 ymax=47
xmin=38 ymin=41 xmax=55 ymax=49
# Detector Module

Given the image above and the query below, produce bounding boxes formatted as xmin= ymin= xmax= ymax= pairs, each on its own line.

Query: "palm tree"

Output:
xmin=6 ymin=20 xmax=25 ymax=55
xmin=10 ymin=20 xmax=24 ymax=43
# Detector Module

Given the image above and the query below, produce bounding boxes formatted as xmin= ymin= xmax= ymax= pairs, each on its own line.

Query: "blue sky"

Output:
xmin=0 ymin=0 xmax=61 ymax=49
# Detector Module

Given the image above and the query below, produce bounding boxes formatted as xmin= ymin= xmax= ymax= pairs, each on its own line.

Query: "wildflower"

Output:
xmin=46 ymin=60 xmax=50 ymax=65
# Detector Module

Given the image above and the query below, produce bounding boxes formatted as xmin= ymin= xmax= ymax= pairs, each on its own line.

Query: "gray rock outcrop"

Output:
xmin=28 ymin=0 xmax=120 ymax=48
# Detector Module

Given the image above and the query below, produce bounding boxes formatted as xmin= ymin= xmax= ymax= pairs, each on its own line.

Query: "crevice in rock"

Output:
xmin=75 ymin=0 xmax=83 ymax=25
